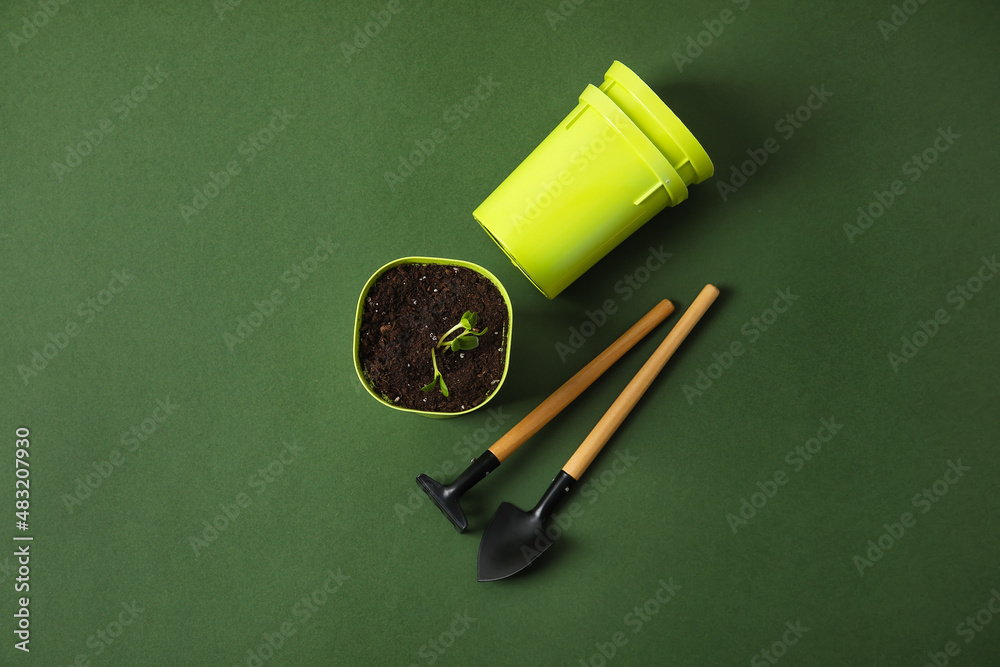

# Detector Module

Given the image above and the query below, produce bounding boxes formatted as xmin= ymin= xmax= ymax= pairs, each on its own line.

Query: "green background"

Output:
xmin=3 ymin=0 xmax=999 ymax=665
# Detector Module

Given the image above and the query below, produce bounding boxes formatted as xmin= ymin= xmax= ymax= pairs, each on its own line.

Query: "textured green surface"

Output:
xmin=2 ymin=1 xmax=998 ymax=665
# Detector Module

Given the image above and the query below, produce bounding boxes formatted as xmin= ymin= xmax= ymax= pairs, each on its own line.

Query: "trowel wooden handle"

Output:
xmin=562 ymin=285 xmax=719 ymax=480
xmin=488 ymin=299 xmax=675 ymax=462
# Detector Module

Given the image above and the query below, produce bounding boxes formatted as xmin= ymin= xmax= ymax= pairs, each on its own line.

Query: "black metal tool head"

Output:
xmin=416 ymin=450 xmax=500 ymax=533
xmin=477 ymin=471 xmax=575 ymax=582
xmin=416 ymin=473 xmax=469 ymax=532
xmin=476 ymin=502 xmax=547 ymax=582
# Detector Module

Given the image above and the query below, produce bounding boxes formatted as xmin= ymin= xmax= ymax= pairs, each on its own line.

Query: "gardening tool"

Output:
xmin=477 ymin=284 xmax=719 ymax=581
xmin=417 ymin=299 xmax=676 ymax=532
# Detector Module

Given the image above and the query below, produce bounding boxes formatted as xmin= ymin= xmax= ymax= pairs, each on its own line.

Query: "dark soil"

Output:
xmin=358 ymin=263 xmax=509 ymax=413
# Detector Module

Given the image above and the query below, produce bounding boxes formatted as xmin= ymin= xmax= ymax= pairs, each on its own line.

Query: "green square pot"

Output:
xmin=353 ymin=257 xmax=513 ymax=418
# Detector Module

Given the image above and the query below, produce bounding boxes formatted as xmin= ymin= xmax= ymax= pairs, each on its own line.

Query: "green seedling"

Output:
xmin=437 ymin=310 xmax=489 ymax=351
xmin=421 ymin=348 xmax=449 ymax=397
xmin=421 ymin=311 xmax=488 ymax=397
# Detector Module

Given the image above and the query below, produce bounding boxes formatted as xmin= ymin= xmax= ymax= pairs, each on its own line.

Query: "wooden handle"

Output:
xmin=562 ymin=285 xmax=719 ymax=480
xmin=488 ymin=299 xmax=675 ymax=462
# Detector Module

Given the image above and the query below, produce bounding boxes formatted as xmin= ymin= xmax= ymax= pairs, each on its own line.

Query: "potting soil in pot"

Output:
xmin=358 ymin=264 xmax=509 ymax=412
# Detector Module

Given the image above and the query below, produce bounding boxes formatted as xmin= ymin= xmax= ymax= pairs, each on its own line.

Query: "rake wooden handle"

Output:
xmin=488 ymin=299 xmax=675 ymax=462
xmin=562 ymin=285 xmax=719 ymax=480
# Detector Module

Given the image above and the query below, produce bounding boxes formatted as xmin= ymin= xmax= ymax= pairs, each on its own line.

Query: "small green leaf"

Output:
xmin=471 ymin=326 xmax=488 ymax=337
xmin=421 ymin=348 xmax=448 ymax=396
xmin=461 ymin=311 xmax=478 ymax=329
xmin=454 ymin=335 xmax=480 ymax=350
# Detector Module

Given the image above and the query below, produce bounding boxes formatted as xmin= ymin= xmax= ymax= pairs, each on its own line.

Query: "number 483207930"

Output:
xmin=15 ymin=427 xmax=30 ymax=530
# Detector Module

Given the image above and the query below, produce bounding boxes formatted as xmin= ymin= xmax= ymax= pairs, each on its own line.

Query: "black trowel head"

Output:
xmin=477 ymin=502 xmax=549 ymax=582
xmin=477 ymin=471 xmax=575 ymax=582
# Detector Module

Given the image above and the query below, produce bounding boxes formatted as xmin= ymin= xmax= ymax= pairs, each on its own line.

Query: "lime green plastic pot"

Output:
xmin=473 ymin=61 xmax=713 ymax=299
xmin=353 ymin=257 xmax=513 ymax=419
